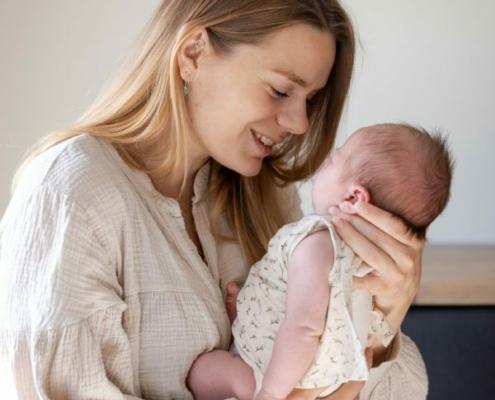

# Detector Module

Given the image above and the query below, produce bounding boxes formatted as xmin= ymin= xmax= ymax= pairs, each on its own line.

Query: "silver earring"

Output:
xmin=183 ymin=81 xmax=190 ymax=96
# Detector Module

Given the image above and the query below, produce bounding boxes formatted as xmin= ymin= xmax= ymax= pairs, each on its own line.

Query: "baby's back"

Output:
xmin=232 ymin=214 xmax=370 ymax=392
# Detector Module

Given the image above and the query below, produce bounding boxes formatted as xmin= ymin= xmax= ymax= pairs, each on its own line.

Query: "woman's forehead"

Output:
xmin=266 ymin=25 xmax=334 ymax=81
xmin=235 ymin=24 xmax=335 ymax=89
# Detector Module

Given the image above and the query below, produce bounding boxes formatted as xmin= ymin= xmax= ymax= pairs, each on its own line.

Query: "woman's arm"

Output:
xmin=0 ymin=185 xmax=143 ymax=399
xmin=360 ymin=333 xmax=428 ymax=399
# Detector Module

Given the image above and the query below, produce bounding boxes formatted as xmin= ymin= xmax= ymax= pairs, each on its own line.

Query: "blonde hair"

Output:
xmin=14 ymin=0 xmax=355 ymax=265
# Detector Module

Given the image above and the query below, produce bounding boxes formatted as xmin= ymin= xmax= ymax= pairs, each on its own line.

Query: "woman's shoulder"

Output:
xmin=18 ymin=134 xmax=119 ymax=189
xmin=14 ymin=134 xmax=132 ymax=212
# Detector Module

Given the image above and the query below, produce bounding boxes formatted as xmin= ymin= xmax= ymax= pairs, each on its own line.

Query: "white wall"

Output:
xmin=1 ymin=1 xmax=494 ymax=244
xmin=299 ymin=0 xmax=495 ymax=244
xmin=0 ymin=0 xmax=160 ymax=211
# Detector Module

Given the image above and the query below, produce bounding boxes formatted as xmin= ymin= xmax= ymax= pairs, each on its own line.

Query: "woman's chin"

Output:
xmin=228 ymin=159 xmax=263 ymax=177
xmin=243 ymin=164 xmax=263 ymax=177
xmin=210 ymin=152 xmax=262 ymax=176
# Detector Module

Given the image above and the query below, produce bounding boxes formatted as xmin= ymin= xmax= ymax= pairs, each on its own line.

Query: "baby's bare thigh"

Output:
xmin=287 ymin=386 xmax=332 ymax=400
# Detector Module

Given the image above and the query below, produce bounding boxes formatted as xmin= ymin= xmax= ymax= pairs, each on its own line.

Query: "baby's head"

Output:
xmin=312 ymin=123 xmax=454 ymax=239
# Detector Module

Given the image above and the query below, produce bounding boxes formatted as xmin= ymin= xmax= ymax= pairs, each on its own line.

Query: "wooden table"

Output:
xmin=405 ymin=245 xmax=495 ymax=399
xmin=413 ymin=244 xmax=495 ymax=305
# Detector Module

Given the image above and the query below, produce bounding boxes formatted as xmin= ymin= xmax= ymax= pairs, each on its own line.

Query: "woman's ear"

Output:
xmin=339 ymin=185 xmax=370 ymax=214
xmin=177 ymin=28 xmax=210 ymax=83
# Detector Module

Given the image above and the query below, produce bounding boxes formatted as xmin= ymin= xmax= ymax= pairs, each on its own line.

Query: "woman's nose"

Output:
xmin=276 ymin=100 xmax=309 ymax=136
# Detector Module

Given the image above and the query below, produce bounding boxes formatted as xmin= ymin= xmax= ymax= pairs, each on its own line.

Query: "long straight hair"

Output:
xmin=14 ymin=0 xmax=355 ymax=265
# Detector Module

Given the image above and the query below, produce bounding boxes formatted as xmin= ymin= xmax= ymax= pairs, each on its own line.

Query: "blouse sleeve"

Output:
xmin=360 ymin=332 xmax=428 ymax=399
xmin=0 ymin=185 xmax=143 ymax=399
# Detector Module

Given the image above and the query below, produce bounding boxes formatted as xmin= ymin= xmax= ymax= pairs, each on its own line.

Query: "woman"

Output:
xmin=0 ymin=1 xmax=427 ymax=399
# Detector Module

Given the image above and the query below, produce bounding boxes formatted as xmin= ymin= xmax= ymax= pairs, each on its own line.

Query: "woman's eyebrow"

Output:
xmin=270 ymin=67 xmax=308 ymax=88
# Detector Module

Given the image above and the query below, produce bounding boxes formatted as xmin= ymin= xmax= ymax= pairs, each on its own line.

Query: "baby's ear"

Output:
xmin=339 ymin=185 xmax=370 ymax=214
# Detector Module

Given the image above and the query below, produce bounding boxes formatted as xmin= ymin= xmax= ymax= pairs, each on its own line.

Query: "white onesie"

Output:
xmin=231 ymin=214 xmax=373 ymax=397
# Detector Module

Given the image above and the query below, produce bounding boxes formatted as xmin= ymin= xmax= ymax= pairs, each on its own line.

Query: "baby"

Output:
xmin=187 ymin=123 xmax=453 ymax=400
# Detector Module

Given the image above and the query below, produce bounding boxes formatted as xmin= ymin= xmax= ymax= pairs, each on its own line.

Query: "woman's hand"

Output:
xmin=328 ymin=202 xmax=424 ymax=363
xmin=286 ymin=348 xmax=373 ymax=400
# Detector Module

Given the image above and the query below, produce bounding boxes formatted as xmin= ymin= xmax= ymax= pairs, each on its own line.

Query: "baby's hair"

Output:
xmin=349 ymin=123 xmax=454 ymax=239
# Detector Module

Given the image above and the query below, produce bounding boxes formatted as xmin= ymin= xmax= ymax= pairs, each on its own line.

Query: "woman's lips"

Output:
xmin=251 ymin=129 xmax=272 ymax=156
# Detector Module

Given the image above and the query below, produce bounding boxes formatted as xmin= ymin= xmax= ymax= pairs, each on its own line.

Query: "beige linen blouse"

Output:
xmin=0 ymin=134 xmax=427 ymax=399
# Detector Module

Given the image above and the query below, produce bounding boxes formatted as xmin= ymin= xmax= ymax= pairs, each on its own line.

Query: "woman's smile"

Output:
xmin=251 ymin=128 xmax=273 ymax=157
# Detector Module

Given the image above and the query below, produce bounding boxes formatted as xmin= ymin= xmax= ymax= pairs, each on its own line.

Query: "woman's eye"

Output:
xmin=270 ymin=86 xmax=314 ymax=108
xmin=270 ymin=87 xmax=288 ymax=99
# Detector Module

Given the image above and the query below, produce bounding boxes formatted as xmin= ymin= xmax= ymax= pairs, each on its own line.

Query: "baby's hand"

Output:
xmin=225 ymin=281 xmax=241 ymax=324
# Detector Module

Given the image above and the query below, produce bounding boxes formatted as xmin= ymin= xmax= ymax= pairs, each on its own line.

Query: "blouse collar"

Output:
xmin=100 ymin=138 xmax=211 ymax=215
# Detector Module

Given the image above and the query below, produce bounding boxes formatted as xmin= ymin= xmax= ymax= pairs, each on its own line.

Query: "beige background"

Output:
xmin=1 ymin=0 xmax=494 ymax=244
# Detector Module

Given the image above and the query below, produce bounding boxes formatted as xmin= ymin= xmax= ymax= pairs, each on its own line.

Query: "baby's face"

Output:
xmin=311 ymin=129 xmax=366 ymax=214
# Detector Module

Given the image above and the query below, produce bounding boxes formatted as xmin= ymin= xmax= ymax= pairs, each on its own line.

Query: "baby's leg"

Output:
xmin=287 ymin=386 xmax=333 ymax=400
xmin=186 ymin=349 xmax=256 ymax=400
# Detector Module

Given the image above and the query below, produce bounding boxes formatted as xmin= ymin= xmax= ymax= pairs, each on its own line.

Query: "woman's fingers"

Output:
xmin=225 ymin=281 xmax=240 ymax=324
xmin=352 ymin=274 xmax=383 ymax=297
xmin=330 ymin=208 xmax=417 ymax=275
xmin=352 ymin=202 xmax=423 ymax=249
xmin=331 ymin=216 xmax=402 ymax=281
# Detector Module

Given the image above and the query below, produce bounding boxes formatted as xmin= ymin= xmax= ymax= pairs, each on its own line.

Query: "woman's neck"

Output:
xmin=135 ymin=136 xmax=210 ymax=201
xmin=150 ymin=170 xmax=194 ymax=202
xmin=148 ymin=155 xmax=209 ymax=202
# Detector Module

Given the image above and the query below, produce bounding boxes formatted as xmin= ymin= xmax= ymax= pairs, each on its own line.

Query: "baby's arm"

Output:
xmin=259 ymin=230 xmax=334 ymax=399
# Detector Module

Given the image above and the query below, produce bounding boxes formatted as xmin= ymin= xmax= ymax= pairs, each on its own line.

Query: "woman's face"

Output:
xmin=186 ymin=23 xmax=336 ymax=176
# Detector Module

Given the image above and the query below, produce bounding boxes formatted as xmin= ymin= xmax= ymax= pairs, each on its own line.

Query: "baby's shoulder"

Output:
xmin=275 ymin=214 xmax=334 ymax=241
xmin=266 ymin=214 xmax=335 ymax=262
